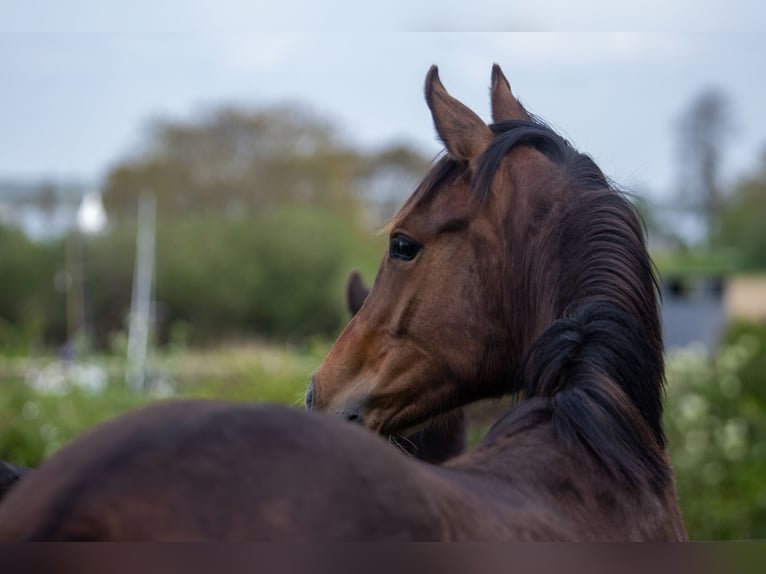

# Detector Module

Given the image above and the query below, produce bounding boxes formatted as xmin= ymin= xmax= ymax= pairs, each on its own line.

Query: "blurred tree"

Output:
xmin=715 ymin=149 xmax=766 ymax=269
xmin=103 ymin=103 xmax=430 ymax=225
xmin=34 ymin=182 xmax=58 ymax=217
xmin=103 ymin=104 xmax=367 ymax=220
xmin=356 ymin=144 xmax=430 ymax=224
xmin=675 ymin=88 xmax=735 ymax=246
xmin=59 ymin=206 xmax=388 ymax=349
xmin=0 ymin=224 xmax=66 ymax=352
xmin=1 ymin=103 xmax=429 ymax=349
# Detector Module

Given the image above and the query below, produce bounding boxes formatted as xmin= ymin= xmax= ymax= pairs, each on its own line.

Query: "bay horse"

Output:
xmin=309 ymin=63 xmax=685 ymax=538
xmin=0 ymin=65 xmax=686 ymax=540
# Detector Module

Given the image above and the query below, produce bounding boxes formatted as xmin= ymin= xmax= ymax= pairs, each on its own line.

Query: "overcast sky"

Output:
xmin=2 ymin=2 xmax=764 ymax=202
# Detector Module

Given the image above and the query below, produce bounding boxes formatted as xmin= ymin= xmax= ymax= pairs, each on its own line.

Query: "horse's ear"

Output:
xmin=425 ymin=66 xmax=493 ymax=161
xmin=491 ymin=64 xmax=531 ymax=123
xmin=346 ymin=271 xmax=369 ymax=317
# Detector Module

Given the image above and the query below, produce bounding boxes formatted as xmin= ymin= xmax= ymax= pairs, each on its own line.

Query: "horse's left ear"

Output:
xmin=425 ymin=66 xmax=493 ymax=161
xmin=491 ymin=64 xmax=531 ymax=122
xmin=346 ymin=271 xmax=369 ymax=317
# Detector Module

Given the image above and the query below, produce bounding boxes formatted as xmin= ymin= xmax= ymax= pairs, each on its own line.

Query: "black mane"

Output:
xmin=476 ymin=119 xmax=608 ymax=199
xmin=475 ymin=120 xmax=668 ymax=492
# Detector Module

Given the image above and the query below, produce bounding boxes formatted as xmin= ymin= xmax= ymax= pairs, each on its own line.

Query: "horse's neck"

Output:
xmin=400 ymin=410 xmax=466 ymax=464
xmin=514 ymin=189 xmax=665 ymax=432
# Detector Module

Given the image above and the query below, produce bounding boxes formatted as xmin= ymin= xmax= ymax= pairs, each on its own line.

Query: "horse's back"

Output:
xmin=0 ymin=400 xmax=450 ymax=541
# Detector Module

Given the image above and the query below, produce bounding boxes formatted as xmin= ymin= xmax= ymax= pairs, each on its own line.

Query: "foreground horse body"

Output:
xmin=0 ymin=399 xmax=681 ymax=541
xmin=0 ymin=65 xmax=686 ymax=540
xmin=0 ymin=402 xmax=460 ymax=541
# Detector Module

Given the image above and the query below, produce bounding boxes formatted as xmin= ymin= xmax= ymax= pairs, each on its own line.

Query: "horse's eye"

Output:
xmin=389 ymin=234 xmax=422 ymax=262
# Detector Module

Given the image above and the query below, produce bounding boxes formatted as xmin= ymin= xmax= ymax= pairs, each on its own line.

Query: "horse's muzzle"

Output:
xmin=306 ymin=375 xmax=366 ymax=426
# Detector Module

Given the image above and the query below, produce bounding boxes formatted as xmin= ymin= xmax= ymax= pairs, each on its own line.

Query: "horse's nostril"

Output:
xmin=342 ymin=409 xmax=364 ymax=425
xmin=305 ymin=379 xmax=316 ymax=409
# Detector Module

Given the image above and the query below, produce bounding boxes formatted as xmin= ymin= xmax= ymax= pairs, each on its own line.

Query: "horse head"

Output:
xmin=309 ymin=65 xmax=560 ymax=435
xmin=310 ymin=65 xmax=665 ymax=468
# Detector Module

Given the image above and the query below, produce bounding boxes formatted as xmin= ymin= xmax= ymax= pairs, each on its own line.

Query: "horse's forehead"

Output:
xmin=394 ymin=173 xmax=474 ymax=232
xmin=392 ymin=145 xmax=548 ymax=234
xmin=479 ymin=146 xmax=557 ymax=214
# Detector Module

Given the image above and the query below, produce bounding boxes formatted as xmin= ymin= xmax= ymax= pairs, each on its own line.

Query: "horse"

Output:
xmin=309 ymin=63 xmax=686 ymax=538
xmin=0 ymin=65 xmax=687 ymax=540
xmin=344 ymin=271 xmax=466 ymax=464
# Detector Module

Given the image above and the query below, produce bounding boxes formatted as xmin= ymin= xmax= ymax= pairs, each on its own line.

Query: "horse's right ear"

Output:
xmin=425 ymin=66 xmax=493 ymax=161
xmin=491 ymin=64 xmax=531 ymax=122
xmin=346 ymin=271 xmax=369 ymax=317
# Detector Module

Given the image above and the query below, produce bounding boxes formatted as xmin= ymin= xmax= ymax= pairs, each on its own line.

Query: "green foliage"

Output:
xmin=715 ymin=153 xmax=766 ymax=270
xmin=0 ymin=343 xmax=323 ymax=466
xmin=1 ymin=103 xmax=428 ymax=350
xmin=0 ymin=206 xmax=386 ymax=351
xmin=0 ymin=225 xmax=66 ymax=352
xmin=665 ymin=321 xmax=766 ymax=540
xmin=150 ymin=207 xmax=382 ymax=344
xmin=656 ymin=148 xmax=766 ymax=273
xmin=652 ymin=247 xmax=744 ymax=278
xmin=103 ymin=104 xmax=366 ymax=221
xmin=0 ymin=374 xmax=150 ymax=467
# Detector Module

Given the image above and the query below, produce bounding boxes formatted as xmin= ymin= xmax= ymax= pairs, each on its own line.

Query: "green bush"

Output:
xmin=0 ymin=374 xmax=150 ymax=467
xmin=0 ymin=225 xmax=66 ymax=353
xmin=665 ymin=321 xmax=766 ymax=540
xmin=150 ymin=207 xmax=383 ymax=343
xmin=0 ymin=207 xmax=386 ymax=353
xmin=0 ymin=343 xmax=324 ymax=466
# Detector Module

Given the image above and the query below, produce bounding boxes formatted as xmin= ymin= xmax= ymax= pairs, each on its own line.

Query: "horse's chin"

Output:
xmin=372 ymin=409 xmax=449 ymax=438
xmin=364 ymin=409 xmax=409 ymax=437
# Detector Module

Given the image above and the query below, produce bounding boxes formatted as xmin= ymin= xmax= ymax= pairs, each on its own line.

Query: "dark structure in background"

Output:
xmin=661 ymin=275 xmax=727 ymax=353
